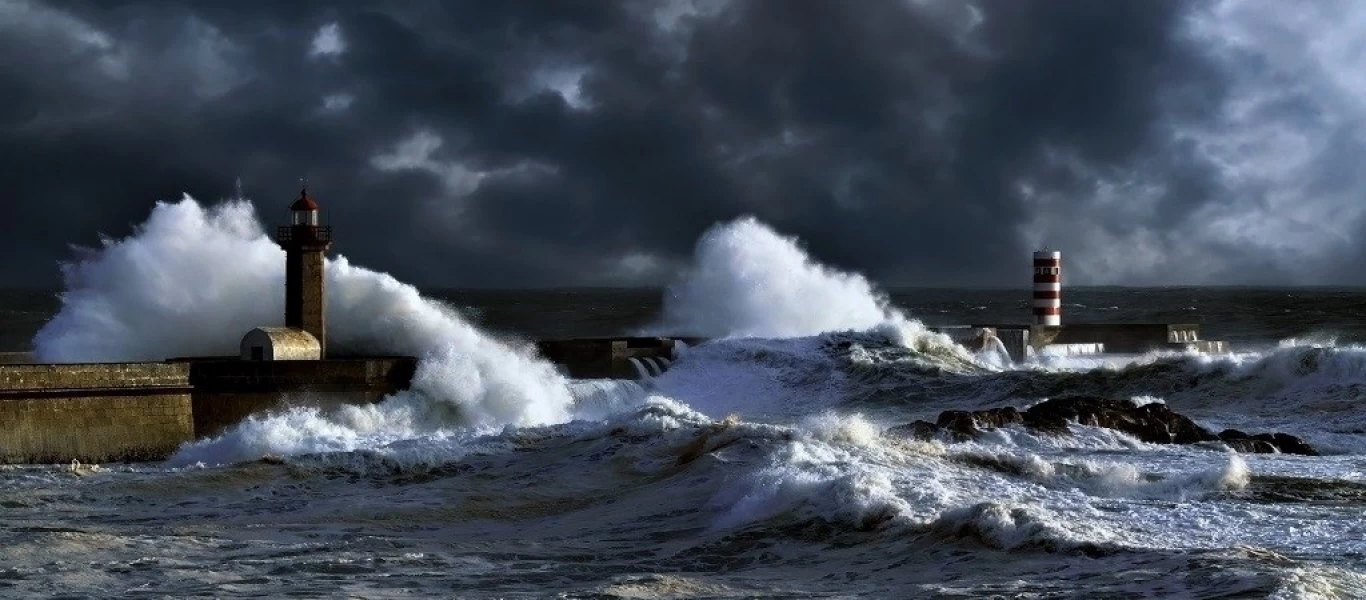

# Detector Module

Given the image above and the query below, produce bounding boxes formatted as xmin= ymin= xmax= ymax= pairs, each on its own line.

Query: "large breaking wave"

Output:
xmin=644 ymin=215 xmax=973 ymax=362
xmin=34 ymin=197 xmax=574 ymax=436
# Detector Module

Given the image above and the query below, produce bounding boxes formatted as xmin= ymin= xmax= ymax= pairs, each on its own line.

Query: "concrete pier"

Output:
xmin=0 ymin=335 xmax=688 ymax=464
xmin=0 ymin=363 xmax=194 ymax=463
xmin=181 ymin=357 xmax=417 ymax=439
xmin=536 ymin=337 xmax=686 ymax=379
xmin=0 ymin=358 xmax=417 ymax=463
xmin=934 ymin=323 xmax=1231 ymax=362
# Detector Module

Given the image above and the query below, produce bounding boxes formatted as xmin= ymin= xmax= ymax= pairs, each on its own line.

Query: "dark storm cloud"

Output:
xmin=4 ymin=0 xmax=1348 ymax=288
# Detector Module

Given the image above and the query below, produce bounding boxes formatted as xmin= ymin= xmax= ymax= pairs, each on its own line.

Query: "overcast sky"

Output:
xmin=2 ymin=0 xmax=1363 ymax=288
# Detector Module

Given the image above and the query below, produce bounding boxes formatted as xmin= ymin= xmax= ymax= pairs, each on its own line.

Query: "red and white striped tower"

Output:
xmin=1032 ymin=250 xmax=1062 ymax=326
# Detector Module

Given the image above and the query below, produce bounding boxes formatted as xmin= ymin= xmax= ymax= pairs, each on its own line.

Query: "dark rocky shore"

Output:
xmin=890 ymin=395 xmax=1318 ymax=456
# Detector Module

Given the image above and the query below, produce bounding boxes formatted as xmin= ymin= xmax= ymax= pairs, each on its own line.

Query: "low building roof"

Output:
xmin=244 ymin=327 xmax=320 ymax=346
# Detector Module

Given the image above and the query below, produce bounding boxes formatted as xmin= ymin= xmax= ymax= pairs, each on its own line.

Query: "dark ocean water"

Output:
xmin=437 ymin=287 xmax=1366 ymax=348
xmin=9 ymin=286 xmax=1350 ymax=351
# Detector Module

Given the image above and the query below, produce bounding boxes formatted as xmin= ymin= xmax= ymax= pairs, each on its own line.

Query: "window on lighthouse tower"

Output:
xmin=293 ymin=208 xmax=318 ymax=226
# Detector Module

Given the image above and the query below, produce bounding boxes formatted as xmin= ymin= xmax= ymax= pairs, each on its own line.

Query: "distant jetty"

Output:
xmin=931 ymin=250 xmax=1229 ymax=362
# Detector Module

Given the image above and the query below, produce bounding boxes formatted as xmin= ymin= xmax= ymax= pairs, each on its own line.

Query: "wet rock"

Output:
xmin=1021 ymin=396 xmax=1215 ymax=445
xmin=1221 ymin=438 xmax=1279 ymax=454
xmin=888 ymin=396 xmax=1318 ymax=455
xmin=886 ymin=420 xmax=938 ymax=441
xmin=935 ymin=407 xmax=1023 ymax=439
xmin=1270 ymin=433 xmax=1318 ymax=456
xmin=978 ymin=407 xmax=1025 ymax=429
xmin=934 ymin=410 xmax=977 ymax=439
xmin=1216 ymin=429 xmax=1318 ymax=456
xmin=1218 ymin=429 xmax=1249 ymax=440
xmin=1253 ymin=433 xmax=1319 ymax=456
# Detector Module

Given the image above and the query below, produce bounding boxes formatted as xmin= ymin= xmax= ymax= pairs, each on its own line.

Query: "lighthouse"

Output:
xmin=278 ymin=187 xmax=333 ymax=355
xmin=1032 ymin=250 xmax=1061 ymax=326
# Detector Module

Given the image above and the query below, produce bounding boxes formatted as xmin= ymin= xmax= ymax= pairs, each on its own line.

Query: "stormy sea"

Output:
xmin=3 ymin=198 xmax=1366 ymax=599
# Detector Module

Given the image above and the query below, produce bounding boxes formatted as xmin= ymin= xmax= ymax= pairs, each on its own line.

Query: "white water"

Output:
xmin=649 ymin=216 xmax=895 ymax=339
xmin=34 ymin=197 xmax=576 ymax=461
xmin=644 ymin=216 xmax=970 ymax=361
xmin=33 ymin=205 xmax=975 ymax=466
xmin=15 ymin=200 xmax=1366 ymax=597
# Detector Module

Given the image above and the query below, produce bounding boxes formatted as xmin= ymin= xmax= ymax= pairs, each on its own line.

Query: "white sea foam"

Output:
xmin=650 ymin=335 xmax=848 ymax=420
xmin=648 ymin=216 xmax=896 ymax=339
xmin=708 ymin=418 xmax=913 ymax=531
xmin=929 ymin=502 xmax=1097 ymax=552
xmin=35 ymin=199 xmax=283 ymax=361
xmin=1143 ymin=342 xmax=1366 ymax=436
xmin=33 ymin=197 xmax=575 ymax=463
xmin=644 ymin=216 xmax=970 ymax=361
xmin=1270 ymin=565 xmax=1366 ymax=600
xmin=964 ymin=451 xmax=1251 ymax=500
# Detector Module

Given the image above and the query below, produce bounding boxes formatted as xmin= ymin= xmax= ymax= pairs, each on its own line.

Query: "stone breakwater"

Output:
xmin=0 ymin=336 xmax=686 ymax=464
xmin=0 ymin=358 xmax=416 ymax=464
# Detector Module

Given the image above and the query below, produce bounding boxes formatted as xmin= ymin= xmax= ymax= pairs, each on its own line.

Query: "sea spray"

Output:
xmin=649 ymin=216 xmax=896 ymax=339
xmin=34 ymin=196 xmax=576 ymax=460
xmin=35 ymin=200 xmax=283 ymax=361
xmin=644 ymin=216 xmax=974 ymax=361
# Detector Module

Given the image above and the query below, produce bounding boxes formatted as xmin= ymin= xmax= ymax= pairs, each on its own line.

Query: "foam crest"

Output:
xmin=1270 ymin=566 xmax=1366 ymax=600
xmin=710 ymin=451 xmax=910 ymax=531
xmin=327 ymin=258 xmax=573 ymax=427
xmin=706 ymin=414 xmax=923 ymax=531
xmin=650 ymin=216 xmax=894 ymax=339
xmin=800 ymin=411 xmax=883 ymax=447
xmin=929 ymin=502 xmax=1117 ymax=553
xmin=169 ymin=403 xmax=426 ymax=467
xmin=647 ymin=217 xmax=963 ymax=351
xmin=1156 ymin=343 xmax=1366 ymax=431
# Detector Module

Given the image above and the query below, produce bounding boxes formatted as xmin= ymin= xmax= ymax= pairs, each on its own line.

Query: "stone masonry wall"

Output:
xmin=0 ymin=363 xmax=195 ymax=463
xmin=0 ymin=362 xmax=191 ymax=390
xmin=0 ymin=360 xmax=418 ymax=464
xmin=0 ymin=393 xmax=193 ymax=463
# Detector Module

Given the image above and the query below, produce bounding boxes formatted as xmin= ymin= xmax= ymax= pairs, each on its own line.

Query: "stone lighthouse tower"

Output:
xmin=278 ymin=187 xmax=333 ymax=355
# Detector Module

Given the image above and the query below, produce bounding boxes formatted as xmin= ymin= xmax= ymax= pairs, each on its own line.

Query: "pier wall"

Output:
xmin=537 ymin=337 xmax=680 ymax=379
xmin=1 ymin=337 xmax=686 ymax=464
xmin=1042 ymin=323 xmax=1201 ymax=353
xmin=938 ymin=323 xmax=1227 ymax=360
xmin=0 ymin=363 xmax=194 ymax=463
xmin=0 ymin=358 xmax=416 ymax=464
xmin=185 ymin=357 xmax=416 ymax=438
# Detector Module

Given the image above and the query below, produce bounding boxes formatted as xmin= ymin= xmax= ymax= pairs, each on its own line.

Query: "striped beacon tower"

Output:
xmin=1032 ymin=249 xmax=1062 ymax=326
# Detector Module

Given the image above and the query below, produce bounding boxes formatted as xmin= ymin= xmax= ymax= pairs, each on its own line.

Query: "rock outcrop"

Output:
xmin=891 ymin=395 xmax=1318 ymax=456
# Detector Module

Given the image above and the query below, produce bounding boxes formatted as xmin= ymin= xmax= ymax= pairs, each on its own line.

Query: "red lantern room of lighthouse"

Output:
xmin=291 ymin=190 xmax=320 ymax=225
xmin=278 ymin=187 xmax=333 ymax=355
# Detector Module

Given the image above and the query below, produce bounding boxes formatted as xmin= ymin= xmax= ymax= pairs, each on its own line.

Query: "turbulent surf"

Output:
xmin=2 ymin=197 xmax=1364 ymax=598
